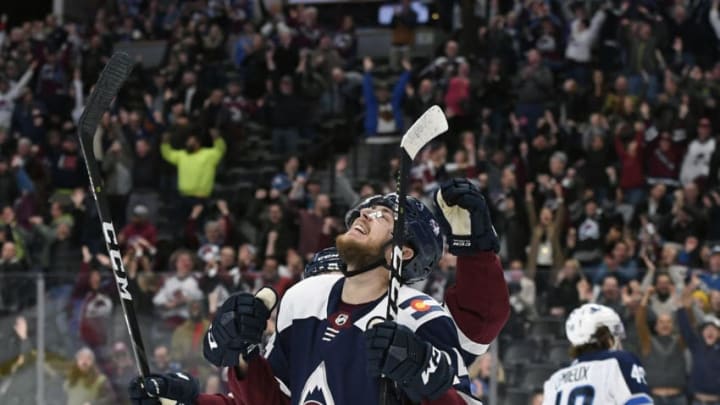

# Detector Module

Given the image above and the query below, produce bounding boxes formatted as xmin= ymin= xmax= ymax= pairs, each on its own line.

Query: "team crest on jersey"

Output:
xmin=300 ymin=362 xmax=335 ymax=405
xmin=335 ymin=313 xmax=349 ymax=326
xmin=400 ymin=295 xmax=443 ymax=319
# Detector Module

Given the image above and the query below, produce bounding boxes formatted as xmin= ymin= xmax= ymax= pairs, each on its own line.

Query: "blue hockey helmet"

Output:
xmin=303 ymin=247 xmax=346 ymax=278
xmin=344 ymin=193 xmax=443 ymax=283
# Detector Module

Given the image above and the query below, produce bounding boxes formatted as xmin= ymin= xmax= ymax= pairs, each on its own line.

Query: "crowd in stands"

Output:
xmin=1 ymin=0 xmax=720 ymax=404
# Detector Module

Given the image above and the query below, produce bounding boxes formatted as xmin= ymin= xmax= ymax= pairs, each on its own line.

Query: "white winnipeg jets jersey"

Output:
xmin=542 ymin=350 xmax=652 ymax=405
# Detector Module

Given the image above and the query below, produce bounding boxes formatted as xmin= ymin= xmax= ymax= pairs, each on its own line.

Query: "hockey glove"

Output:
xmin=128 ymin=372 xmax=199 ymax=405
xmin=434 ymin=178 xmax=499 ymax=255
xmin=203 ymin=287 xmax=278 ymax=367
xmin=365 ymin=320 xmax=454 ymax=402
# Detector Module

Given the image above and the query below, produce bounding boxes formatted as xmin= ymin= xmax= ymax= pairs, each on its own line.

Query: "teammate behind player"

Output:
xmin=543 ymin=304 xmax=652 ymax=405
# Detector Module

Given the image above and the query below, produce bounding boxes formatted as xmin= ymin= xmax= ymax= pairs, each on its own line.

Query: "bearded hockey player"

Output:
xmin=128 ymin=179 xmax=509 ymax=404
xmin=304 ymin=179 xmax=510 ymax=365
xmin=542 ymin=304 xmax=652 ymax=405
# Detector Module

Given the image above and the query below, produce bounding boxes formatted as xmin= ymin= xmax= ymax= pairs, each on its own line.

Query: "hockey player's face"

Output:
xmin=347 ymin=206 xmax=394 ymax=243
xmin=337 ymin=205 xmax=393 ymax=267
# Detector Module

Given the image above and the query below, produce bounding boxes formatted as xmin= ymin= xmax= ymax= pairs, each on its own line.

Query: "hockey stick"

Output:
xmin=380 ymin=105 xmax=448 ymax=404
xmin=77 ymin=52 xmax=150 ymax=377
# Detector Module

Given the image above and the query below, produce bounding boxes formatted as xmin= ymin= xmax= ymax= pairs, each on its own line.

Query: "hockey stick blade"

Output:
xmin=399 ymin=105 xmax=448 ymax=159
xmin=77 ymin=52 xmax=151 ymax=377
xmin=79 ymin=53 xmax=134 ymax=138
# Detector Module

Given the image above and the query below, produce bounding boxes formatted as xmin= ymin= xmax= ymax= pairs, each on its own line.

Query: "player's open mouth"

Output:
xmin=352 ymin=224 xmax=368 ymax=235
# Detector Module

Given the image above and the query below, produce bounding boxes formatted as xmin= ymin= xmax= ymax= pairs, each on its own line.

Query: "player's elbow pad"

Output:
xmin=400 ymin=345 xmax=455 ymax=402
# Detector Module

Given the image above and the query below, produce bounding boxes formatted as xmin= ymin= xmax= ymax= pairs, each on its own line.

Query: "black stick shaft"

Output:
xmin=379 ymin=149 xmax=412 ymax=405
xmin=77 ymin=52 xmax=150 ymax=377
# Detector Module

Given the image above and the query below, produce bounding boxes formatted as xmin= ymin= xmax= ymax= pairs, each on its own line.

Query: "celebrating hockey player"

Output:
xmin=129 ymin=178 xmax=509 ymax=404
xmin=542 ymin=303 xmax=652 ymax=405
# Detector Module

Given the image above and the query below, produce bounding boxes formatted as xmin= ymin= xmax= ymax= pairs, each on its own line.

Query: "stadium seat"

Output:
xmin=502 ymin=339 xmax=539 ymax=366
xmin=502 ymin=388 xmax=530 ymax=405
xmin=518 ymin=364 xmax=556 ymax=390
xmin=545 ymin=341 xmax=571 ymax=366
xmin=528 ymin=316 xmax=565 ymax=339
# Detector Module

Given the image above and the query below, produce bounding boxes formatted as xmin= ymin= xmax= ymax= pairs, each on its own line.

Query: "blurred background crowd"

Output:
xmin=1 ymin=0 xmax=720 ymax=404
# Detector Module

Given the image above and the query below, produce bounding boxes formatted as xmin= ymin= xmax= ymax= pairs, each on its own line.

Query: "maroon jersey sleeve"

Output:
xmin=422 ymin=387 xmax=470 ymax=405
xmin=196 ymin=393 xmax=240 ymax=405
xmin=444 ymin=252 xmax=510 ymax=346
xmin=225 ymin=356 xmax=291 ymax=405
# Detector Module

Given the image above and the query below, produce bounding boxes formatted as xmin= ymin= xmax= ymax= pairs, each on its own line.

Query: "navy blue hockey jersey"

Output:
xmin=265 ymin=274 xmax=480 ymax=405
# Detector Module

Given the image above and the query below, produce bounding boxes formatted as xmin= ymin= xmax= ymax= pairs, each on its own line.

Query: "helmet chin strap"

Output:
xmin=341 ymin=240 xmax=394 ymax=278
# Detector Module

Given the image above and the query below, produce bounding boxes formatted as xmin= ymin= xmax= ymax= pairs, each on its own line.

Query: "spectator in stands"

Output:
xmin=49 ymin=134 xmax=88 ymax=191
xmin=614 ymin=123 xmax=645 ymax=204
xmin=547 ymin=259 xmax=587 ymax=317
xmin=0 ymin=61 xmax=35 ymax=130
xmin=362 ymin=57 xmax=411 ymax=135
xmin=184 ymin=200 xmax=232 ymax=251
xmin=677 ymin=275 xmax=720 ymax=405
xmin=160 ymin=128 xmax=226 ymax=215
xmin=507 ymin=261 xmax=537 ymax=320
xmin=636 ymin=287 xmax=687 ymax=405
xmin=118 ymin=204 xmax=157 ymax=251
xmin=700 ymin=246 xmax=720 ymax=291
xmin=620 ymin=19 xmax=661 ymax=102
xmin=564 ymin=6 xmax=606 ymax=85
xmin=30 ymin=213 xmax=81 ymax=279
xmin=150 ymin=345 xmax=179 ymax=375
xmin=170 ymin=300 xmax=212 ymax=381
xmin=107 ymin=341 xmax=136 ymax=405
xmin=420 ymin=39 xmax=467 ymax=83
xmin=152 ymin=250 xmax=203 ymax=329
xmin=525 ymin=182 xmax=565 ymax=291
xmin=468 ymin=353 xmax=505 ymax=402
xmin=76 ymin=254 xmax=113 ymax=359
xmin=297 ymin=193 xmax=340 ymax=260
xmin=513 ymin=49 xmax=553 ymax=137
xmin=262 ymin=73 xmax=305 ymax=156
xmin=593 ymin=240 xmax=638 ymax=284
xmin=389 ymin=0 xmax=418 ymax=71
xmin=0 ymin=241 xmax=28 ymax=311
xmin=680 ymin=117 xmax=716 ymax=186
xmin=333 ymin=15 xmax=357 ymax=67
xmin=259 ymin=256 xmax=293 ymax=298
xmin=568 ymin=199 xmax=605 ymax=269
xmin=257 ymin=202 xmax=296 ymax=263
xmin=595 ymin=274 xmax=624 ymax=315
xmin=63 ymin=347 xmax=114 ymax=405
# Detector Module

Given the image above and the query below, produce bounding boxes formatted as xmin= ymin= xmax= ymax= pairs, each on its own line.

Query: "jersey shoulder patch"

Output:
xmin=396 ymin=287 xmax=451 ymax=331
xmin=276 ymin=274 xmax=342 ymax=332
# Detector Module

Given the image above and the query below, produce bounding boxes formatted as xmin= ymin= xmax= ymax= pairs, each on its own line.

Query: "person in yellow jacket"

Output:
xmin=161 ymin=129 xmax=226 ymax=210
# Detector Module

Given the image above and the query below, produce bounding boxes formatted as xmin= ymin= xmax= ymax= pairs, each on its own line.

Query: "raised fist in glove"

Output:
xmin=365 ymin=320 xmax=454 ymax=402
xmin=128 ymin=372 xmax=199 ymax=405
xmin=434 ymin=178 xmax=499 ymax=255
xmin=203 ymin=287 xmax=277 ymax=367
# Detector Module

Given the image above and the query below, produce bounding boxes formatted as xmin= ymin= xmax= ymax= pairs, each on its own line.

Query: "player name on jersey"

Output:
xmin=557 ymin=365 xmax=589 ymax=386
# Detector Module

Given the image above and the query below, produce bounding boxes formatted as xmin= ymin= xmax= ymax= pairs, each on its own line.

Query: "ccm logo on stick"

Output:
xmin=102 ymin=222 xmax=132 ymax=301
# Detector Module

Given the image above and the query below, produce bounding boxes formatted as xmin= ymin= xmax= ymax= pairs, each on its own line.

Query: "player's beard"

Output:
xmin=336 ymin=233 xmax=386 ymax=272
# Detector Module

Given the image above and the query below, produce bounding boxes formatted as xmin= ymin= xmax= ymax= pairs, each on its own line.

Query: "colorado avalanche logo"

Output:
xmin=300 ymin=362 xmax=335 ymax=405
